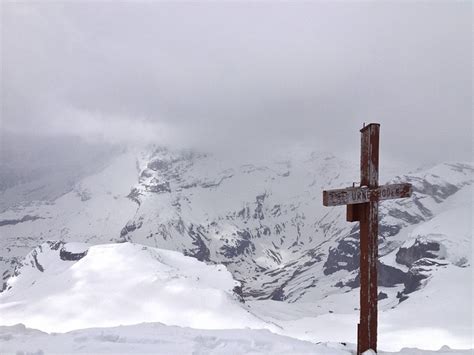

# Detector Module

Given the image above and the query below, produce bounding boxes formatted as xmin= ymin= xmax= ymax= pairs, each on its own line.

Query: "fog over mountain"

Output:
xmin=2 ymin=1 xmax=472 ymax=168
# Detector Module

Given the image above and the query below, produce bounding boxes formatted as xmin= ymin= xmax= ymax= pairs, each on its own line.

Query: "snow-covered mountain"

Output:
xmin=0 ymin=242 xmax=470 ymax=353
xmin=0 ymin=242 xmax=267 ymax=332
xmin=0 ymin=241 xmax=353 ymax=354
xmin=0 ymin=146 xmax=472 ymax=350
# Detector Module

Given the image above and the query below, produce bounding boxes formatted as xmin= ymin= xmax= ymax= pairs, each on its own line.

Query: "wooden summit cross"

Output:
xmin=322 ymin=123 xmax=412 ymax=354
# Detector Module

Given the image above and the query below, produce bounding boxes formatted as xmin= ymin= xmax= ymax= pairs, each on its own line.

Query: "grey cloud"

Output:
xmin=1 ymin=1 xmax=472 ymax=165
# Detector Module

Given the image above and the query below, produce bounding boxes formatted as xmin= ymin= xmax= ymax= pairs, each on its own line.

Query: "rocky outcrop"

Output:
xmin=0 ymin=215 xmax=43 ymax=227
xmin=253 ymin=193 xmax=267 ymax=220
xmin=127 ymin=188 xmax=141 ymax=205
xmin=147 ymin=159 xmax=171 ymax=172
xmin=146 ymin=181 xmax=171 ymax=193
xmin=398 ymin=258 xmax=448 ymax=302
xmin=323 ymin=233 xmax=360 ymax=275
xmin=341 ymin=261 xmax=407 ymax=289
xmin=76 ymin=189 xmax=92 ymax=202
xmin=185 ymin=225 xmax=211 ymax=262
xmin=220 ymin=230 xmax=255 ymax=258
xmin=324 ymin=220 xmax=406 ymax=276
xmin=120 ymin=219 xmax=143 ymax=238
xmin=396 ymin=239 xmax=441 ymax=267
xmin=59 ymin=247 xmax=88 ymax=261
xmin=31 ymin=250 xmax=44 ymax=272
xmin=413 ymin=180 xmax=459 ymax=203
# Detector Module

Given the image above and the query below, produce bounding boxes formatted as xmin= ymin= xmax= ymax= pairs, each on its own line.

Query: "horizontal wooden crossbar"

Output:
xmin=322 ymin=183 xmax=412 ymax=206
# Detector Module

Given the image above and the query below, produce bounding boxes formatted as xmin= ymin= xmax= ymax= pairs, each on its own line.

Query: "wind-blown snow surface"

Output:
xmin=0 ymin=323 xmax=348 ymax=355
xmin=1 ymin=324 xmax=471 ymax=355
xmin=0 ymin=242 xmax=470 ymax=354
xmin=0 ymin=242 xmax=268 ymax=333
xmin=0 ymin=241 xmax=347 ymax=354
xmin=0 ymin=147 xmax=472 ymax=352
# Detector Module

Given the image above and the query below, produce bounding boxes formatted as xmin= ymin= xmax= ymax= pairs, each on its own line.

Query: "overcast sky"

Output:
xmin=1 ymin=1 xmax=472 ymax=166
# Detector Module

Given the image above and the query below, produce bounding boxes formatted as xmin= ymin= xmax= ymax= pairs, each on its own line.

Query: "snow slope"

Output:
xmin=0 ymin=152 xmax=139 ymax=289
xmin=0 ymin=242 xmax=269 ymax=333
xmin=248 ymin=262 xmax=472 ymax=351
xmin=0 ymin=323 xmax=471 ymax=355
xmin=0 ymin=323 xmax=351 ymax=355
xmin=0 ymin=240 xmax=471 ymax=353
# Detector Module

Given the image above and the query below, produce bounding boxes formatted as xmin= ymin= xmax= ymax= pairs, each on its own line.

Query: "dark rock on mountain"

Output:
xmin=185 ymin=225 xmax=211 ymax=262
xmin=253 ymin=193 xmax=267 ymax=220
xmin=221 ymin=230 xmax=255 ymax=258
xmin=147 ymin=159 xmax=171 ymax=172
xmin=31 ymin=250 xmax=44 ymax=272
xmin=387 ymin=209 xmax=423 ymax=224
xmin=323 ymin=233 xmax=359 ymax=275
xmin=127 ymin=188 xmax=141 ymax=205
xmin=146 ymin=181 xmax=171 ymax=193
xmin=269 ymin=285 xmax=286 ymax=301
xmin=232 ymin=285 xmax=245 ymax=303
xmin=413 ymin=180 xmax=459 ymax=203
xmin=59 ymin=247 xmax=88 ymax=261
xmin=378 ymin=263 xmax=407 ymax=287
xmin=342 ymin=261 xmax=406 ymax=289
xmin=396 ymin=239 xmax=441 ymax=267
xmin=121 ymin=220 xmax=143 ymax=237
xmin=403 ymin=258 xmax=447 ymax=295
xmin=45 ymin=241 xmax=64 ymax=251
xmin=0 ymin=215 xmax=43 ymax=227
xmin=76 ymin=189 xmax=92 ymax=202
xmin=379 ymin=223 xmax=402 ymax=238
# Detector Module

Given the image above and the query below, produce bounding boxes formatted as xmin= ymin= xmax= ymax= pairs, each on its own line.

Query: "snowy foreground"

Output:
xmin=0 ymin=242 xmax=268 ymax=332
xmin=0 ymin=323 xmax=345 ymax=355
xmin=1 ymin=323 xmax=471 ymax=355
xmin=1 ymin=242 xmax=472 ymax=354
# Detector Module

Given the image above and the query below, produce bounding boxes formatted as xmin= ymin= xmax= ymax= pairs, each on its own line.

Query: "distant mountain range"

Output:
xmin=1 ymin=146 xmax=472 ymax=315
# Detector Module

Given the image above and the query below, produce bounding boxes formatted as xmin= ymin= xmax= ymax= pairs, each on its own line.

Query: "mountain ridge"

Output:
xmin=0 ymin=147 xmax=472 ymax=310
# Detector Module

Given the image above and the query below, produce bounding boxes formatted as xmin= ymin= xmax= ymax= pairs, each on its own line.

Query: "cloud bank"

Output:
xmin=1 ymin=1 xmax=472 ymax=164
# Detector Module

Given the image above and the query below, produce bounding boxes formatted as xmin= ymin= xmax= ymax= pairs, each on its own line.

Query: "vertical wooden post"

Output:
xmin=323 ymin=124 xmax=412 ymax=353
xmin=358 ymin=123 xmax=379 ymax=354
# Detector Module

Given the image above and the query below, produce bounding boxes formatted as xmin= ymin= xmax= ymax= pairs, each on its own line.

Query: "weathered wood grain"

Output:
xmin=323 ymin=183 xmax=412 ymax=206
xmin=321 ymin=123 xmax=413 ymax=355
